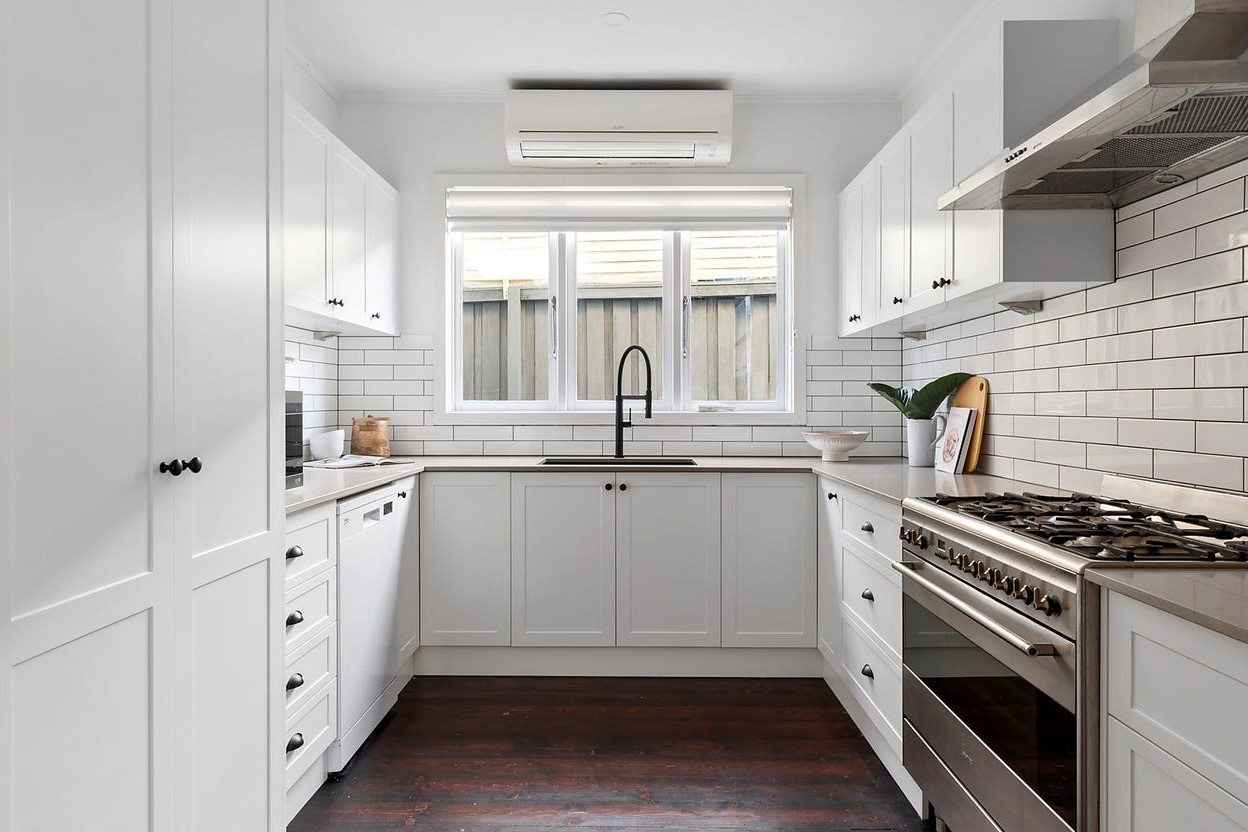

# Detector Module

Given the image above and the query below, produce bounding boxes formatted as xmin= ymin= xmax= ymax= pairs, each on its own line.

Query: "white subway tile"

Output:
xmin=1154 ymin=450 xmax=1244 ymax=491
xmin=630 ymin=425 xmax=694 ymax=442
xmin=1153 ymin=180 xmax=1244 ymax=238
xmin=1116 ymin=229 xmax=1195 ymax=277
xmin=1034 ymin=439 xmax=1087 ymax=468
xmin=1153 ymin=249 xmax=1242 ymax=297
xmin=393 ymin=425 xmax=452 ymax=441
xmin=572 ymin=425 xmax=615 ymax=441
xmin=1060 ymin=417 xmax=1117 ymax=444
xmin=1197 ymin=162 xmax=1248 ymax=192
xmin=692 ymin=426 xmax=753 ymax=442
xmin=1033 ymin=341 xmax=1087 ymax=369
xmin=1087 ymin=390 xmax=1152 ymax=418
xmin=1011 ymin=369 xmax=1060 ymax=393
xmin=542 ymin=441 xmax=606 ymax=456
xmin=1013 ymin=415 xmax=1061 ymax=439
xmin=991 ymin=393 xmax=1035 ymax=415
xmin=723 ymin=441 xmax=782 ymax=456
xmin=1035 ymin=392 xmax=1087 ymax=416
xmin=1194 ymin=352 xmax=1248 ymax=387
xmin=1117 ymin=357 xmax=1194 ymax=389
xmin=990 ymin=435 xmax=1035 ymax=460
xmin=1117 ymin=294 xmax=1195 ymax=333
xmin=1085 ymin=331 xmax=1152 ymax=364
xmin=1195 ymin=421 xmax=1248 ymax=455
xmin=993 ymin=348 xmax=1035 ymax=372
xmin=1194 ymin=210 xmax=1248 ymax=257
xmin=1118 ymin=418 xmax=1195 ymax=451
xmin=1153 ymin=388 xmax=1244 ymax=421
xmin=1086 ymin=444 xmax=1152 ymax=477
xmin=1086 ymin=273 xmax=1153 ymax=311
xmin=1058 ymin=309 xmax=1116 ymax=342
xmin=1013 ymin=460 xmax=1060 ymax=488
xmin=1116 ymin=180 xmax=1197 ymax=221
xmin=1060 ymin=466 xmax=1106 ymax=494
xmin=1194 ymin=281 xmax=1248 ymax=322
xmin=1115 ymin=212 xmax=1153 ymax=249
xmin=1153 ymin=319 xmax=1243 ymax=359
xmin=661 ymin=442 xmax=725 ymax=456
xmin=1059 ymin=364 xmax=1117 ymax=391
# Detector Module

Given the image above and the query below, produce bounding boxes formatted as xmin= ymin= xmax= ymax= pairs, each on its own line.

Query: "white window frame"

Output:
xmin=435 ymin=174 xmax=807 ymax=427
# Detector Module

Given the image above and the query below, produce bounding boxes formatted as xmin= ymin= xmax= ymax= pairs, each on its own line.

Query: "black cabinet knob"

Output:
xmin=285 ymin=545 xmax=304 ymax=560
xmin=827 ymin=492 xmax=837 ymax=500
xmin=861 ymin=588 xmax=875 ymax=602
xmin=285 ymin=733 xmax=305 ymax=754
xmin=619 ymin=483 xmax=627 ymax=491
xmin=159 ymin=457 xmax=202 ymax=476
xmin=185 ymin=457 xmax=202 ymax=474
xmin=860 ymin=521 xmax=874 ymax=533
xmin=285 ymin=673 xmax=305 ymax=691
xmin=327 ymin=298 xmax=345 ymax=307
xmin=285 ymin=610 xmax=304 ymax=627
xmin=860 ymin=664 xmax=874 ymax=680
xmin=892 ymin=296 xmax=903 ymax=304
xmin=932 ymin=280 xmax=940 ymax=290
xmin=398 ymin=491 xmax=408 ymax=498
xmin=605 ymin=483 xmax=613 ymax=491
xmin=371 ymin=312 xmax=381 ymax=319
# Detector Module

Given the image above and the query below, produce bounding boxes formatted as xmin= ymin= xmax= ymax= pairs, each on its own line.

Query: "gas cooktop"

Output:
xmin=918 ymin=492 xmax=1248 ymax=563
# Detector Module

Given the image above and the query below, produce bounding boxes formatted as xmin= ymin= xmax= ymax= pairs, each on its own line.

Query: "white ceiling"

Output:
xmin=287 ymin=0 xmax=981 ymax=100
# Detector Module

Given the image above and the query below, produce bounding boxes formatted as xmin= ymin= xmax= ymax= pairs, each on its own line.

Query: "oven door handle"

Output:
xmin=890 ymin=561 xmax=1058 ymax=658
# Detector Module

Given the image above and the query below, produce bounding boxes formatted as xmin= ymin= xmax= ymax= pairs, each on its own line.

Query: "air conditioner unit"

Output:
xmin=505 ymin=90 xmax=733 ymax=168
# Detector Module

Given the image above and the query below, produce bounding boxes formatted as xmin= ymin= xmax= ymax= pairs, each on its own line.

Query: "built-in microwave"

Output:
xmin=285 ymin=391 xmax=304 ymax=489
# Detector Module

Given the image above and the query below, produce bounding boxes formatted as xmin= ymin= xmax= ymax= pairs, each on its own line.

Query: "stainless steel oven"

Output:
xmin=894 ymin=550 xmax=1078 ymax=832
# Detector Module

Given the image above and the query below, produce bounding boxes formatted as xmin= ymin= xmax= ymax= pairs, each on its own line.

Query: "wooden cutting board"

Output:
xmin=951 ymin=376 xmax=989 ymax=473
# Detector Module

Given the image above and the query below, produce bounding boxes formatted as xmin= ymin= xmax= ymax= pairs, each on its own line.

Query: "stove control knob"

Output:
xmin=1013 ymin=584 xmax=1035 ymax=605
xmin=1033 ymin=594 xmax=1062 ymax=617
xmin=963 ymin=559 xmax=980 ymax=574
xmin=898 ymin=527 xmax=909 ymax=542
xmin=915 ymin=534 xmax=929 ymax=550
xmin=980 ymin=567 xmax=997 ymax=584
xmin=944 ymin=549 xmax=958 ymax=565
xmin=996 ymin=574 xmax=1014 ymax=593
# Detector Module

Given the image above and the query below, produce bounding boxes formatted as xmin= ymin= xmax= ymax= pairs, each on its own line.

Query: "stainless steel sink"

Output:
xmin=538 ymin=457 xmax=697 ymax=466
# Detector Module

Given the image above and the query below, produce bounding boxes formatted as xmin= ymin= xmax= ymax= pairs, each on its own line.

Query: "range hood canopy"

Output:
xmin=942 ymin=1 xmax=1248 ymax=211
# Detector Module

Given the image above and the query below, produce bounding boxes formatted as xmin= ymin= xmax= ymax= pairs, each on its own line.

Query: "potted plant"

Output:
xmin=868 ymin=373 xmax=972 ymax=467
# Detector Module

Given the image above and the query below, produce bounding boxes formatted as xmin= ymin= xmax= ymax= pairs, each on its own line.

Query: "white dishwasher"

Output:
xmin=327 ymin=477 xmax=413 ymax=771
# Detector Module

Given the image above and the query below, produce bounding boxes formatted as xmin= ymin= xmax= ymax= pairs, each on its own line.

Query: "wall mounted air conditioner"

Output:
xmin=505 ymin=89 xmax=733 ymax=168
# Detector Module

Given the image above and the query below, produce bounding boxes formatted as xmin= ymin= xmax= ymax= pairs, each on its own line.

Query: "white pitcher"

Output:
xmin=905 ymin=415 xmax=946 ymax=468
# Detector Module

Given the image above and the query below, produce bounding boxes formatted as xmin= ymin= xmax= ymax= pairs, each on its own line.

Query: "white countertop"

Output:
xmin=285 ymin=455 xmax=1049 ymax=514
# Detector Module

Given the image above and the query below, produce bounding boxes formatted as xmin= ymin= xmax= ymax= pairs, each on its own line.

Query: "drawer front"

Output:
xmin=841 ymin=491 xmax=901 ymax=560
xmin=285 ymin=685 xmax=337 ymax=788
xmin=842 ymin=615 xmax=901 ymax=750
xmin=840 ymin=542 xmax=901 ymax=658
xmin=284 ymin=572 xmax=335 ymax=655
xmin=1106 ymin=591 xmax=1248 ymax=802
xmin=285 ymin=504 xmax=335 ymax=589
xmin=284 ymin=627 xmax=336 ymax=720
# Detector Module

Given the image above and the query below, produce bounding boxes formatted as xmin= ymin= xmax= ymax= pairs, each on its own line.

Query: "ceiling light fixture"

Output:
xmin=601 ymin=11 xmax=630 ymax=27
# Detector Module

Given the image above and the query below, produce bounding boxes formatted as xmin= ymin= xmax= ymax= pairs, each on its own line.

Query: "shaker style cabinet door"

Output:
xmin=816 ymin=477 xmax=844 ymax=663
xmin=876 ymin=133 xmax=909 ymax=318
xmin=907 ymin=91 xmax=954 ymax=309
xmin=283 ymin=105 xmax=332 ymax=315
xmin=365 ymin=176 xmax=399 ymax=335
xmin=511 ymin=473 xmax=616 ymax=646
xmin=420 ymin=473 xmax=512 ymax=645
xmin=330 ymin=148 xmax=370 ymax=327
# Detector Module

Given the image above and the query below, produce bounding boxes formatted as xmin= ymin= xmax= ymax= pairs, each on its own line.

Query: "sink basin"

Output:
xmin=538 ymin=457 xmax=697 ymax=466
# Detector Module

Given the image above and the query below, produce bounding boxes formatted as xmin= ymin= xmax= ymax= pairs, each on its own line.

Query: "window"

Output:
xmin=447 ymin=186 xmax=793 ymax=415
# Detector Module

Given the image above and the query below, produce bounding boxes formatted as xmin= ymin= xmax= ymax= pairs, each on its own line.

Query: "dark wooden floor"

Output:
xmin=291 ymin=676 xmax=928 ymax=832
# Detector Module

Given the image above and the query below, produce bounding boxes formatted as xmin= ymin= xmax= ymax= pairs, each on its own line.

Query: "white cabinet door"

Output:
xmin=838 ymin=182 xmax=865 ymax=335
xmin=816 ymin=480 xmax=843 ymax=663
xmin=365 ymin=177 xmax=399 ymax=335
xmin=721 ymin=474 xmax=816 ymax=647
xmin=859 ymin=164 xmax=881 ymax=330
xmin=908 ymin=91 xmax=954 ymax=310
xmin=283 ymin=105 xmax=331 ymax=316
xmin=877 ymin=135 xmax=909 ymax=319
xmin=330 ymin=148 xmax=369 ymax=328
xmin=511 ymin=473 xmax=615 ymax=646
xmin=420 ymin=472 xmax=511 ymax=645
xmin=1106 ymin=718 xmax=1248 ymax=832
xmin=617 ymin=473 xmax=722 ymax=647
xmin=393 ymin=478 xmax=420 ymax=669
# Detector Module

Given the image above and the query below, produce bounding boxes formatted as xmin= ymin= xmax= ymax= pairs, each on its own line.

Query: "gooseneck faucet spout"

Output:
xmin=614 ymin=345 xmax=653 ymax=459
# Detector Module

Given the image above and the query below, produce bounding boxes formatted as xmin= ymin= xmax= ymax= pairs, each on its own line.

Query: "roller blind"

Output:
xmin=445 ymin=185 xmax=792 ymax=229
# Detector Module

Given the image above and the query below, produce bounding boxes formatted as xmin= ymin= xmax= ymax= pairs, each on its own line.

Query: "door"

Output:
xmin=283 ymin=103 xmax=331 ymax=315
xmin=859 ymin=165 xmax=881 ymax=330
xmin=721 ymin=474 xmax=816 ymax=647
xmin=365 ymin=176 xmax=399 ymax=335
xmin=420 ymin=472 xmax=511 ymax=645
xmin=511 ymin=473 xmax=615 ymax=646
xmin=393 ymin=477 xmax=419 ymax=669
xmin=616 ymin=473 xmax=721 ymax=647
xmin=908 ymin=91 xmax=954 ymax=310
xmin=816 ymin=480 xmax=843 ymax=663
xmin=330 ymin=148 xmax=368 ymax=327
xmin=838 ymin=182 xmax=865 ymax=334
xmin=877 ymin=134 xmax=909 ymax=319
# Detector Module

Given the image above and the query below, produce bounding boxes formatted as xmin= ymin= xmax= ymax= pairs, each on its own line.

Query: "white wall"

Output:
xmin=284 ymin=50 xmax=339 ymax=131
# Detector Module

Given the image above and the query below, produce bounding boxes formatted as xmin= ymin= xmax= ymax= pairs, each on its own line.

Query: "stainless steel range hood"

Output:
xmin=941 ymin=1 xmax=1248 ymax=211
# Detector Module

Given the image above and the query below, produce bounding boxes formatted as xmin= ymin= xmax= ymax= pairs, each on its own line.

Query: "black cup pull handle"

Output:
xmin=861 ymin=588 xmax=875 ymax=602
xmin=285 ymin=610 xmax=304 ymax=627
xmin=285 ymin=673 xmax=305 ymax=691
xmin=286 ymin=733 xmax=305 ymax=753
xmin=285 ymin=545 xmax=304 ymax=560
xmin=861 ymin=664 xmax=874 ymax=680
xmin=860 ymin=521 xmax=874 ymax=533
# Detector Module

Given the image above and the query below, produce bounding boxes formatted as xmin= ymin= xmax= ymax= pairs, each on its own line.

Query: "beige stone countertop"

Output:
xmin=1085 ymin=566 xmax=1248 ymax=643
xmin=286 ymin=455 xmax=1051 ymax=514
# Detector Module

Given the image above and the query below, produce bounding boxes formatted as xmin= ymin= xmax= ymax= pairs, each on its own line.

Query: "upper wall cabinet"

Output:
xmin=838 ymin=19 xmax=1122 ymax=337
xmin=283 ymin=98 xmax=399 ymax=336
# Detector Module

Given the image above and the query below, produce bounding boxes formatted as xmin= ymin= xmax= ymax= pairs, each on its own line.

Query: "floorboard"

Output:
xmin=290 ymin=676 xmax=927 ymax=831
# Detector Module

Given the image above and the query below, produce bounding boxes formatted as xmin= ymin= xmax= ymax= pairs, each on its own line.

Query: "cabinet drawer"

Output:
xmin=284 ymin=626 xmax=336 ymax=720
xmin=285 ymin=684 xmax=336 ymax=789
xmin=285 ymin=503 xmax=335 ymax=589
xmin=841 ymin=490 xmax=901 ymax=560
xmin=284 ymin=571 xmax=335 ymax=655
xmin=840 ymin=542 xmax=901 ymax=658
xmin=842 ymin=615 xmax=901 ymax=751
xmin=1106 ymin=591 xmax=1248 ymax=802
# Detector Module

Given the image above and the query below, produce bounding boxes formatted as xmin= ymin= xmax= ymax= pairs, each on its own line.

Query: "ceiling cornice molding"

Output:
xmin=897 ymin=0 xmax=991 ymax=106
xmin=336 ymin=90 xmax=900 ymax=106
xmin=285 ymin=41 xmax=343 ymax=101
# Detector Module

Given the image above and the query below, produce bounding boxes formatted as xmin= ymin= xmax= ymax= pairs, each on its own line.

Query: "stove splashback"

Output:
xmin=1100 ymin=474 xmax=1248 ymax=524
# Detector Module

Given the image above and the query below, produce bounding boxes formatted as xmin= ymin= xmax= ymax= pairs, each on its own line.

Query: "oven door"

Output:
xmin=894 ymin=558 xmax=1078 ymax=832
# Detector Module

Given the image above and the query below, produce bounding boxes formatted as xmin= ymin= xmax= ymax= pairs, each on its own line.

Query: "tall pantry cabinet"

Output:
xmin=0 ymin=0 xmax=284 ymax=830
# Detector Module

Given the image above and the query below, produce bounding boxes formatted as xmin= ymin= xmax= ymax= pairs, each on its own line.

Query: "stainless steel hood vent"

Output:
xmin=941 ymin=2 xmax=1248 ymax=211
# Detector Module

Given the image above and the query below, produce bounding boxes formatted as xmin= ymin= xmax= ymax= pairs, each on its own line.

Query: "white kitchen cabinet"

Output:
xmin=1 ymin=0 xmax=282 ymax=828
xmin=393 ymin=478 xmax=420 ymax=668
xmin=816 ymin=479 xmax=843 ymax=664
xmin=511 ymin=473 xmax=616 ymax=646
xmin=420 ymin=472 xmax=512 ymax=645
xmin=283 ymin=97 xmax=399 ymax=336
xmin=838 ymin=183 xmax=867 ymax=333
xmin=721 ymin=474 xmax=816 ymax=648
xmin=907 ymin=91 xmax=954 ymax=310
xmin=617 ymin=473 xmax=722 ymax=647
xmin=877 ymin=134 xmax=909 ymax=319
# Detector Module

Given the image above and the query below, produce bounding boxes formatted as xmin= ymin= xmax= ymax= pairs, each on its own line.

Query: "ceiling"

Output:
xmin=287 ymin=0 xmax=981 ymax=100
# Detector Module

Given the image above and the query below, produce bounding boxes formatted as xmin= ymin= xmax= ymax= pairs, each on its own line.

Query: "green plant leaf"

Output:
xmin=903 ymin=372 xmax=973 ymax=420
xmin=867 ymin=383 xmax=914 ymax=415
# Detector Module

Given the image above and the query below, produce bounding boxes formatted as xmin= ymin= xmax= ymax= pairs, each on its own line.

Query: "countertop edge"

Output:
xmin=1085 ymin=567 xmax=1248 ymax=644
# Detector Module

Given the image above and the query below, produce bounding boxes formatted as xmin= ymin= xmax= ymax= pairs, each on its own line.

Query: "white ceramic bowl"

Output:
xmin=309 ymin=428 xmax=345 ymax=461
xmin=802 ymin=430 xmax=869 ymax=462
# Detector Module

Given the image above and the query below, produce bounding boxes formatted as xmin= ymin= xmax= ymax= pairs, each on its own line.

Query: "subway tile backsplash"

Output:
xmin=903 ymin=168 xmax=1248 ymax=493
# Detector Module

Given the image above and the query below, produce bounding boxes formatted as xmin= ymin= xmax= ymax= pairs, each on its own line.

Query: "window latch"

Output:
xmin=681 ymin=295 xmax=690 ymax=358
xmin=549 ymin=296 xmax=557 ymax=359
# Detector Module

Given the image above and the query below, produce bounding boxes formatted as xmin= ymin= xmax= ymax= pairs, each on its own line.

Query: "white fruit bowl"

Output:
xmin=802 ymin=430 xmax=869 ymax=462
